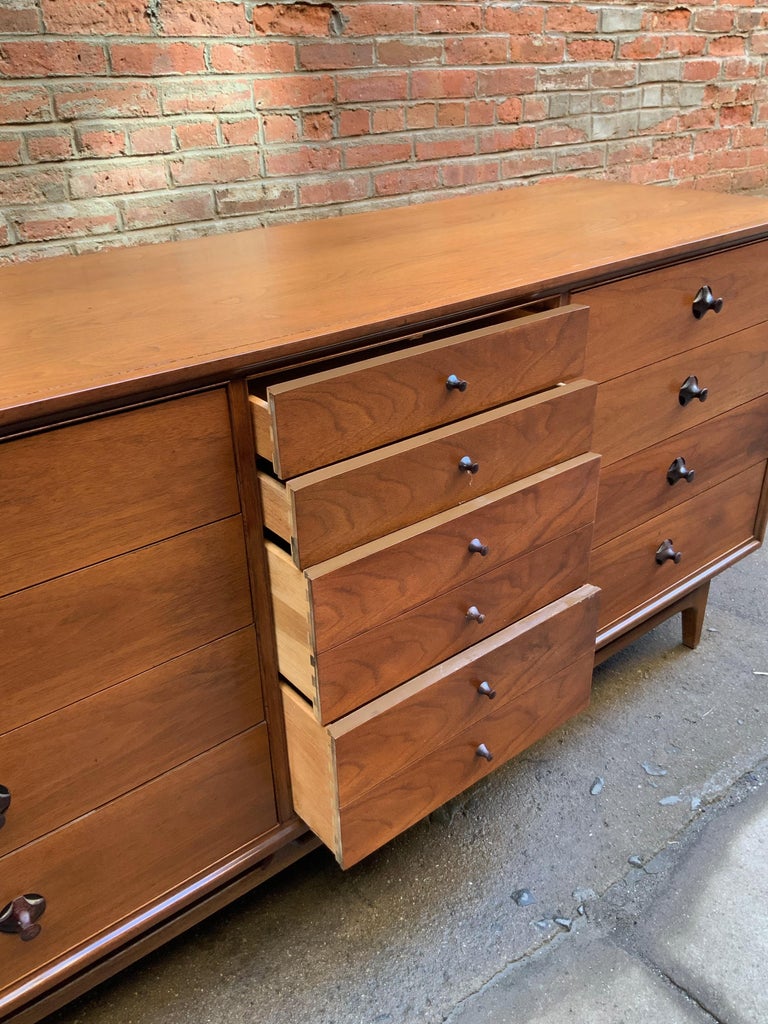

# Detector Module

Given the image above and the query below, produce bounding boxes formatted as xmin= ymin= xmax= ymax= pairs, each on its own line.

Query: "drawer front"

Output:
xmin=307 ymin=454 xmax=600 ymax=652
xmin=593 ymin=324 xmax=768 ymax=467
xmin=337 ymin=652 xmax=594 ymax=867
xmin=0 ymin=727 xmax=276 ymax=998
xmin=331 ymin=586 xmax=600 ymax=808
xmin=0 ymin=629 xmax=263 ymax=857
xmin=592 ymin=462 xmax=765 ymax=631
xmin=287 ymin=379 xmax=596 ymax=568
xmin=595 ymin=395 xmax=768 ymax=547
xmin=254 ymin=304 xmax=589 ymax=479
xmin=0 ymin=390 xmax=240 ymax=596
xmin=313 ymin=524 xmax=594 ymax=723
xmin=2 ymin=517 xmax=254 ymax=733
xmin=580 ymin=240 xmax=768 ymax=382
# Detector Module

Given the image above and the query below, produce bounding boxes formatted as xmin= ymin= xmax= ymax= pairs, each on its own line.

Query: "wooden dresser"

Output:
xmin=1 ymin=179 xmax=767 ymax=1021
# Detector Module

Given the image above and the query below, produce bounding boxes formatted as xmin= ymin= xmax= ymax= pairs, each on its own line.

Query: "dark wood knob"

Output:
xmin=466 ymin=605 xmax=485 ymax=624
xmin=679 ymin=375 xmax=708 ymax=406
xmin=655 ymin=539 xmax=682 ymax=565
xmin=458 ymin=456 xmax=479 ymax=474
xmin=476 ymin=743 xmax=494 ymax=762
xmin=0 ymin=894 xmax=46 ymax=942
xmin=0 ymin=786 xmax=10 ymax=830
xmin=477 ymin=681 xmax=497 ymax=699
xmin=446 ymin=373 xmax=468 ymax=392
xmin=468 ymin=538 xmax=488 ymax=556
xmin=667 ymin=456 xmax=695 ymax=485
xmin=692 ymin=285 xmax=723 ymax=319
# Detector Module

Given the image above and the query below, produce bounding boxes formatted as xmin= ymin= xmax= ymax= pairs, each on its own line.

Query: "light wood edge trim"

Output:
xmin=281 ymin=684 xmax=340 ymax=857
xmin=259 ymin=470 xmax=292 ymax=541
xmin=754 ymin=460 xmax=768 ymax=542
xmin=327 ymin=584 xmax=601 ymax=741
xmin=265 ymin=541 xmax=316 ymax=700
xmin=248 ymin=394 xmax=274 ymax=463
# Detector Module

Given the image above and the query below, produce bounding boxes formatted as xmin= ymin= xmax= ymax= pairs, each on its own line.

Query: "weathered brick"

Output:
xmin=406 ymin=104 xmax=434 ymax=130
xmin=619 ymin=36 xmax=664 ymax=60
xmin=601 ymin=7 xmax=644 ymax=33
xmin=412 ymin=68 xmax=476 ymax=100
xmin=695 ymin=9 xmax=735 ymax=33
xmin=499 ymin=152 xmax=553 ymax=178
xmin=215 ymin=180 xmax=296 ymax=215
xmin=709 ymin=35 xmax=745 ymax=57
xmin=509 ymin=36 xmax=564 ymax=64
xmin=485 ymin=5 xmax=545 ymax=34
xmin=55 ymin=81 xmax=160 ymax=119
xmin=220 ymin=116 xmax=260 ymax=146
xmin=467 ymin=100 xmax=494 ymax=126
xmin=546 ymin=6 xmax=599 ymax=33
xmin=643 ymin=8 xmax=692 ymax=32
xmin=441 ymin=158 xmax=499 ymax=188
xmin=299 ymin=175 xmax=369 ymax=206
xmin=0 ymin=132 xmax=22 ymax=165
xmin=376 ymin=40 xmax=441 ymax=66
xmin=345 ymin=139 xmax=411 ymax=169
xmin=337 ymin=72 xmax=407 ymax=103
xmin=299 ymin=42 xmax=374 ymax=70
xmin=257 ymin=74 xmax=334 ymax=107
xmin=0 ymin=0 xmax=41 ymax=33
xmin=0 ymin=85 xmax=52 ymax=124
xmin=0 ymin=166 xmax=67 ymax=205
xmin=266 ymin=144 xmax=341 ymax=175
xmin=374 ymin=164 xmax=439 ymax=197
xmin=371 ymin=107 xmax=404 ymax=133
xmin=209 ymin=42 xmax=295 ymax=73
xmin=161 ymin=78 xmax=252 ymax=114
xmin=568 ymin=39 xmax=615 ymax=62
xmin=129 ymin=123 xmax=175 ymax=155
xmin=416 ymin=135 xmax=475 ymax=161
xmin=684 ymin=59 xmax=721 ymax=81
xmin=337 ymin=108 xmax=369 ymax=136
xmin=537 ymin=123 xmax=589 ymax=147
xmin=555 ymin=145 xmax=605 ymax=172
xmin=174 ymin=118 xmax=219 ymax=149
xmin=11 ymin=199 xmax=119 ymax=241
xmin=478 ymin=125 xmax=536 ymax=154
xmin=25 ymin=127 xmax=74 ymax=162
xmin=40 ymin=0 xmax=149 ymax=35
xmin=251 ymin=3 xmax=334 ymax=36
xmin=343 ymin=4 xmax=414 ymax=36
xmin=157 ymin=0 xmax=250 ymax=37
xmin=110 ymin=42 xmax=206 ymax=76
xmin=170 ymin=149 xmax=260 ymax=185
xmin=437 ymin=101 xmax=467 ymax=127
xmin=418 ymin=4 xmax=482 ymax=34
xmin=665 ymin=34 xmax=707 ymax=57
xmin=70 ymin=160 xmax=168 ymax=198
xmin=122 ymin=190 xmax=216 ymax=229
xmin=0 ymin=40 xmax=107 ymax=77
xmin=478 ymin=67 xmax=537 ymax=97
xmin=444 ymin=37 xmax=508 ymax=65
xmin=75 ymin=126 xmax=128 ymax=158
xmin=496 ymin=97 xmax=523 ymax=124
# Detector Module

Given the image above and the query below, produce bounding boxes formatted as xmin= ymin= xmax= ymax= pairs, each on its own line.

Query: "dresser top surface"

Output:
xmin=3 ymin=177 xmax=768 ymax=428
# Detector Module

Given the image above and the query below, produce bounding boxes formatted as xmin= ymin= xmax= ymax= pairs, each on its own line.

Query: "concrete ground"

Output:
xmin=48 ymin=542 xmax=768 ymax=1024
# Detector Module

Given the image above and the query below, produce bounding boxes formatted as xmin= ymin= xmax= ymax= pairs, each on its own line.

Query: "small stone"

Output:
xmin=642 ymin=762 xmax=668 ymax=777
xmin=590 ymin=776 xmax=604 ymax=795
xmin=572 ymin=887 xmax=597 ymax=902
xmin=534 ymin=919 xmax=552 ymax=930
xmin=511 ymin=888 xmax=535 ymax=907
xmin=554 ymin=917 xmax=573 ymax=930
xmin=659 ymin=795 xmax=682 ymax=806
xmin=577 ymin=904 xmax=586 ymax=916
xmin=628 ymin=855 xmax=645 ymax=868
xmin=691 ymin=796 xmax=702 ymax=811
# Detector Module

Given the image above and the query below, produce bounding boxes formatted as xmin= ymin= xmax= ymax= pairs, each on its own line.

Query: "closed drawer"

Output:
xmin=592 ymin=461 xmax=766 ymax=631
xmin=595 ymin=395 xmax=768 ymax=546
xmin=0 ymin=727 xmax=277 ymax=1000
xmin=262 ymin=378 xmax=596 ymax=568
xmin=250 ymin=304 xmax=589 ymax=479
xmin=282 ymin=585 xmax=599 ymax=868
xmin=579 ymin=240 xmax=768 ymax=382
xmin=0 ymin=390 xmax=240 ymax=596
xmin=593 ymin=325 xmax=768 ymax=467
xmin=0 ymin=629 xmax=263 ymax=857
xmin=2 ymin=517 xmax=254 ymax=734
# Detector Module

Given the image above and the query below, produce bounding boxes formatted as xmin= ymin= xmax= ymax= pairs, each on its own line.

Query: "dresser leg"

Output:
xmin=681 ymin=581 xmax=710 ymax=649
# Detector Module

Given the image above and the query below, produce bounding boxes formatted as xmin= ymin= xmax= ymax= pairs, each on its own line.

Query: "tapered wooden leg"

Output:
xmin=681 ymin=581 xmax=710 ymax=649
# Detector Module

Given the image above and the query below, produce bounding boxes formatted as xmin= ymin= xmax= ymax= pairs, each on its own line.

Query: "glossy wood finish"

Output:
xmin=593 ymin=324 xmax=768 ymax=467
xmin=594 ymin=396 xmax=768 ymax=546
xmin=0 ymin=630 xmax=263 ymax=857
xmin=592 ymin=461 xmax=765 ymax=631
xmin=2 ymin=517 xmax=253 ymax=733
xmin=277 ymin=379 xmax=596 ymax=568
xmin=580 ymin=239 xmax=768 ymax=382
xmin=252 ymin=304 xmax=588 ymax=478
xmin=0 ymin=727 xmax=276 ymax=1002
xmin=4 ymin=182 xmax=768 ymax=430
xmin=0 ymin=390 xmax=240 ymax=596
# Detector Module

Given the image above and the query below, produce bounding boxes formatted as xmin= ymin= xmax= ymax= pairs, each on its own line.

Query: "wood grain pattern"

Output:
xmin=313 ymin=524 xmax=594 ymax=723
xmin=281 ymin=686 xmax=337 ymax=853
xmin=336 ymin=653 xmax=594 ymax=867
xmin=300 ymin=454 xmax=600 ymax=652
xmin=259 ymin=304 xmax=589 ymax=478
xmin=265 ymin=542 xmax=314 ymax=699
xmin=593 ymin=324 xmax=768 ymax=467
xmin=0 ymin=390 xmax=241 ymax=596
xmin=594 ymin=395 xmax=768 ymax=546
xmin=0 ymin=629 xmax=263 ymax=858
xmin=3 ymin=181 xmax=768 ymax=429
xmin=0 ymin=727 xmax=276 ymax=997
xmin=592 ymin=461 xmax=765 ymax=630
xmin=287 ymin=379 xmax=596 ymax=567
xmin=2 ymin=517 xmax=253 ymax=734
xmin=580 ymin=239 xmax=768 ymax=383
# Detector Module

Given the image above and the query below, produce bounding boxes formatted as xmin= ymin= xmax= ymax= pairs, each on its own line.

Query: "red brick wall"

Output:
xmin=1 ymin=0 xmax=767 ymax=261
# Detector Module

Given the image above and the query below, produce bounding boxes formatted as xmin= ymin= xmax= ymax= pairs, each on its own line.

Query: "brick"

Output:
xmin=619 ymin=36 xmax=664 ymax=60
xmin=174 ymin=118 xmax=219 ymax=149
xmin=568 ymin=39 xmax=615 ymax=61
xmin=653 ymin=135 xmax=694 ymax=158
xmin=0 ymin=166 xmax=67 ymax=205
xmin=337 ymin=72 xmax=407 ymax=103
xmin=129 ymin=123 xmax=174 ymax=155
xmin=220 ymin=116 xmax=260 ymax=146
xmin=478 ymin=67 xmax=537 ymax=96
xmin=156 ymin=0 xmax=250 ymax=37
xmin=709 ymin=35 xmax=745 ymax=57
xmin=0 ymin=133 xmax=22 ymax=165
xmin=257 ymin=74 xmax=334 ymax=107
xmin=110 ymin=42 xmax=206 ymax=76
xmin=299 ymin=175 xmax=369 ymax=205
xmin=695 ymin=9 xmax=735 ymax=32
xmin=121 ymin=190 xmax=216 ymax=229
xmin=215 ymin=180 xmax=296 ymax=215
xmin=40 ymin=0 xmax=149 ymax=35
xmin=478 ymin=125 xmax=535 ymax=153
xmin=345 ymin=139 xmax=411 ymax=168
xmin=693 ymin=128 xmax=732 ymax=152
xmin=499 ymin=152 xmax=553 ymax=178
xmin=606 ymin=139 xmax=654 ymax=165
xmin=299 ymin=42 xmax=374 ymax=70
xmin=416 ymin=135 xmax=475 ymax=161
xmin=601 ymin=8 xmax=644 ymax=33
xmin=485 ymin=5 xmax=545 ymax=34
xmin=665 ymin=35 xmax=707 ymax=57
xmin=0 ymin=0 xmax=41 ymax=33
xmin=723 ymin=58 xmax=761 ymax=80
xmin=25 ymin=127 xmax=73 ymax=161
xmin=55 ymin=81 xmax=160 ymax=119
xmin=555 ymin=146 xmax=605 ymax=172
xmin=418 ymin=4 xmax=482 ymax=34
xmin=301 ymin=110 xmax=333 ymax=139
xmin=643 ymin=8 xmax=692 ymax=31
xmin=161 ymin=78 xmax=252 ymax=114
xmin=251 ymin=3 xmax=334 ymax=36
xmin=376 ymin=40 xmax=441 ymax=66
xmin=170 ymin=149 xmax=260 ymax=185
xmin=537 ymin=123 xmax=589 ymax=147
xmin=374 ymin=164 xmax=439 ymax=197
xmin=467 ymin=100 xmax=494 ymax=126
xmin=0 ymin=215 xmax=11 ymax=246
xmin=75 ymin=126 xmax=128 ymax=158
xmin=522 ymin=97 xmax=547 ymax=121
xmin=591 ymin=67 xmax=637 ymax=89
xmin=406 ymin=104 xmax=434 ymax=129
xmin=70 ymin=160 xmax=168 ymax=198
xmin=265 ymin=144 xmax=341 ymax=175
xmin=371 ymin=107 xmax=404 ymax=133
xmin=412 ymin=69 xmax=476 ymax=100
xmin=497 ymin=97 xmax=523 ymax=123
xmin=509 ymin=36 xmax=564 ymax=64
xmin=11 ymin=200 xmax=119 ymax=241
xmin=719 ymin=104 xmax=753 ymax=126
xmin=338 ymin=108 xmax=369 ymax=136
xmin=0 ymin=85 xmax=51 ymax=124
xmin=441 ymin=158 xmax=499 ymax=187
xmin=343 ymin=4 xmax=414 ymax=36
xmin=684 ymin=60 xmax=721 ymax=81
xmin=209 ymin=42 xmax=295 ymax=73
xmin=0 ymin=40 xmax=107 ymax=78
xmin=638 ymin=59 xmax=682 ymax=83
xmin=444 ymin=37 xmax=507 ymax=64
xmin=437 ymin=101 xmax=467 ymax=127
xmin=545 ymin=5 xmax=598 ymax=33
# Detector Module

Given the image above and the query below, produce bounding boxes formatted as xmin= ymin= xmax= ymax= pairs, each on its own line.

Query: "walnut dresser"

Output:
xmin=1 ymin=180 xmax=767 ymax=1022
